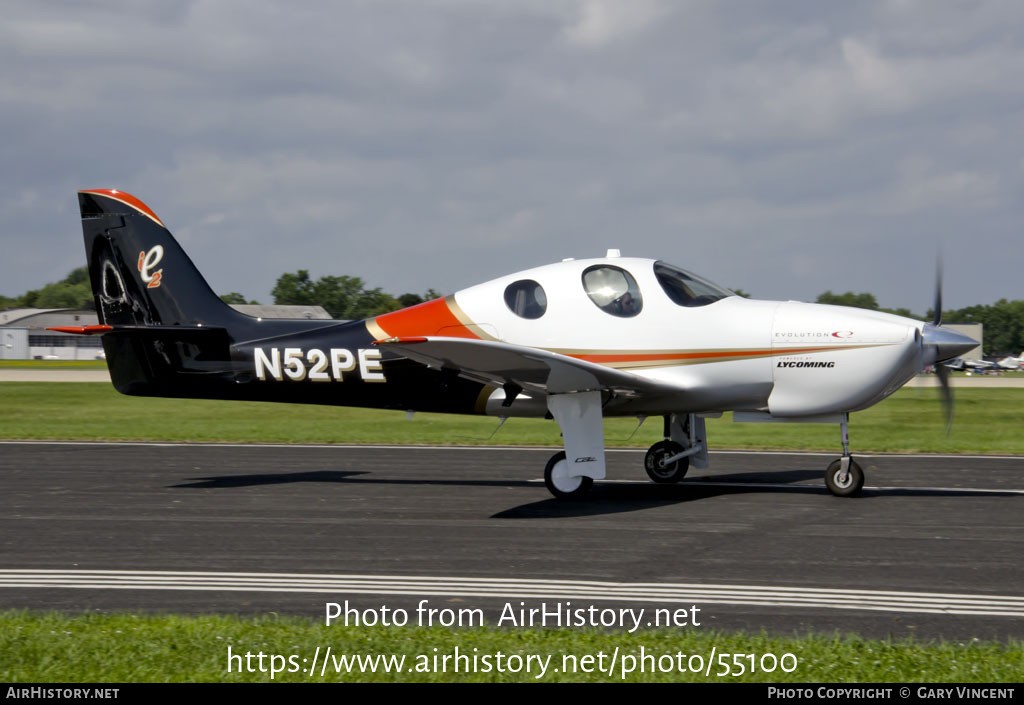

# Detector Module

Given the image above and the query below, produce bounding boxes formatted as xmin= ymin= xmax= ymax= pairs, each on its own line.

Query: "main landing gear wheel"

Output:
xmin=544 ymin=451 xmax=593 ymax=499
xmin=825 ymin=458 xmax=864 ymax=497
xmin=644 ymin=440 xmax=689 ymax=484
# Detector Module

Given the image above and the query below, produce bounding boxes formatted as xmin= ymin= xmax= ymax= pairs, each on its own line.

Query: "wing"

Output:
xmin=374 ymin=336 xmax=676 ymax=396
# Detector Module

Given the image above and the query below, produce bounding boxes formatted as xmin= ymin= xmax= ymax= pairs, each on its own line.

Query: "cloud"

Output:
xmin=563 ymin=0 xmax=670 ymax=47
xmin=0 ymin=1 xmax=1022 ymax=309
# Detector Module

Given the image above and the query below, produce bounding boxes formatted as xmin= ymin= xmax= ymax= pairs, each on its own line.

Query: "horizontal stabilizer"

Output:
xmin=48 ymin=324 xmax=226 ymax=337
xmin=46 ymin=325 xmax=113 ymax=335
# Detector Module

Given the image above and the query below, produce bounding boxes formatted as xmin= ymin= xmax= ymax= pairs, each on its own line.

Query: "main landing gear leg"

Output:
xmin=544 ymin=391 xmax=605 ymax=499
xmin=825 ymin=413 xmax=864 ymax=497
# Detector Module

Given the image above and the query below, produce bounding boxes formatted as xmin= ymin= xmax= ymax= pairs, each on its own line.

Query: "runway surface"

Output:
xmin=0 ymin=442 xmax=1021 ymax=640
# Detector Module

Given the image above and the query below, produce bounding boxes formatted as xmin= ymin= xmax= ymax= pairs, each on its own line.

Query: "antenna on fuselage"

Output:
xmin=622 ymin=415 xmax=647 ymax=442
xmin=482 ymin=416 xmax=508 ymax=441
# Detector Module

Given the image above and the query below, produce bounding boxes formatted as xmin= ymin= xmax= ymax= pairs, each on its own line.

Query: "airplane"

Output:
xmin=51 ymin=189 xmax=978 ymax=500
xmin=940 ymin=357 xmax=998 ymax=372
xmin=941 ymin=358 xmax=966 ymax=371
xmin=996 ymin=355 xmax=1022 ymax=371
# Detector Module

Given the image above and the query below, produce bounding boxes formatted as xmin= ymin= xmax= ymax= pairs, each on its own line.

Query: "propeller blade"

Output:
xmin=935 ymin=362 xmax=954 ymax=435
xmin=925 ymin=253 xmax=961 ymax=435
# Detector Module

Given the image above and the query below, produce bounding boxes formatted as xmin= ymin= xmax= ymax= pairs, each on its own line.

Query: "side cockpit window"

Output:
xmin=582 ymin=265 xmax=643 ymax=317
xmin=654 ymin=260 xmax=733 ymax=307
xmin=504 ymin=279 xmax=547 ymax=319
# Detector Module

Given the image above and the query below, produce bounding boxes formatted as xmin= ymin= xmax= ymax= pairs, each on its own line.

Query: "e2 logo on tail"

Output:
xmin=138 ymin=245 xmax=164 ymax=288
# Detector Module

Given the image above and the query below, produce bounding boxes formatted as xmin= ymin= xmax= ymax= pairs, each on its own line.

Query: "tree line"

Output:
xmin=3 ymin=269 xmax=1021 ymax=355
xmin=0 ymin=267 xmax=93 ymax=310
xmin=0 ymin=267 xmax=440 ymax=322
xmin=816 ymin=290 xmax=1023 ymax=356
xmin=257 ymin=269 xmax=441 ymax=320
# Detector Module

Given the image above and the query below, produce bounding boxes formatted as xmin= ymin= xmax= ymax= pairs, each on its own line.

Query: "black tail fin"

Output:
xmin=75 ymin=190 xmax=344 ymax=399
xmin=77 ymin=189 xmax=252 ymax=395
xmin=79 ymin=189 xmax=245 ymax=328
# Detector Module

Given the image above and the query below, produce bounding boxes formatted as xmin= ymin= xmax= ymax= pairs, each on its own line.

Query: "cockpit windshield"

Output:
xmin=653 ymin=261 xmax=734 ymax=307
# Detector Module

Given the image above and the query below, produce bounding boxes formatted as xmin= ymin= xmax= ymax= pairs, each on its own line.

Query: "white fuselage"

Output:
xmin=451 ymin=257 xmax=924 ymax=419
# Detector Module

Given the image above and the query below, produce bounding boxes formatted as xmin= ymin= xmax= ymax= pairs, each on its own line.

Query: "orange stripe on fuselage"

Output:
xmin=572 ymin=346 xmax=837 ymax=364
xmin=372 ymin=298 xmax=480 ymax=339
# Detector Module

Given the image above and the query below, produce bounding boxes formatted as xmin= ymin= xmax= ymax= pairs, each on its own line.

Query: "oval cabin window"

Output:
xmin=504 ymin=279 xmax=547 ymax=319
xmin=582 ymin=265 xmax=643 ymax=317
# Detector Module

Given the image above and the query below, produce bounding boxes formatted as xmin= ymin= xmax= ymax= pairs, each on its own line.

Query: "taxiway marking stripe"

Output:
xmin=3 ymin=582 xmax=1021 ymax=616
xmin=1 ymin=570 xmax=1022 ymax=617
xmin=5 ymin=569 xmax=1024 ymax=599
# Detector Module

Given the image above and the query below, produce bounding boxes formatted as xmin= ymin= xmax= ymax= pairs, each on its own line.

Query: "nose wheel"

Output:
xmin=825 ymin=457 xmax=864 ymax=497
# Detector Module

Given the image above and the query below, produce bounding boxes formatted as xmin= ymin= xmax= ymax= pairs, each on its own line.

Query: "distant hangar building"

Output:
xmin=0 ymin=308 xmax=103 ymax=361
xmin=0 ymin=305 xmax=333 ymax=360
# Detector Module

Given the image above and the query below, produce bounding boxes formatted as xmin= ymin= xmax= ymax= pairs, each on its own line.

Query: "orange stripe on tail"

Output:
xmin=78 ymin=189 xmax=165 ymax=227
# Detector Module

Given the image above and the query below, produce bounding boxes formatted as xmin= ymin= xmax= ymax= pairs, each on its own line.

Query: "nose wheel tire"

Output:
xmin=644 ymin=440 xmax=690 ymax=483
xmin=825 ymin=458 xmax=864 ymax=497
xmin=544 ymin=451 xmax=593 ymax=499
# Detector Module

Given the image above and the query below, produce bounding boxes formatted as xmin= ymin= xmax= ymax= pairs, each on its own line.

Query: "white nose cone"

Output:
xmin=606 ymin=248 xmax=621 ymax=258
xmin=768 ymin=302 xmax=919 ymax=416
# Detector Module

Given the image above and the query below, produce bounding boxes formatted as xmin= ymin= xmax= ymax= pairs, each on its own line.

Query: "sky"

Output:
xmin=1 ymin=0 xmax=1022 ymax=311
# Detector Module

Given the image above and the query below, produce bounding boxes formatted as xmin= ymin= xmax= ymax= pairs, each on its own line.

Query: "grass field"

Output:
xmin=0 ymin=360 xmax=107 ymax=369
xmin=0 ymin=382 xmax=1021 ymax=454
xmin=2 ymin=612 xmax=1021 ymax=683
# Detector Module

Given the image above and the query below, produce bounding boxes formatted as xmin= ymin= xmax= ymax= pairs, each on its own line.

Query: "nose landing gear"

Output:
xmin=826 ymin=414 xmax=864 ymax=497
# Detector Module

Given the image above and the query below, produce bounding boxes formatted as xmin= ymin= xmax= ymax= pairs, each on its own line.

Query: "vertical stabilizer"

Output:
xmin=79 ymin=189 xmax=245 ymax=328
